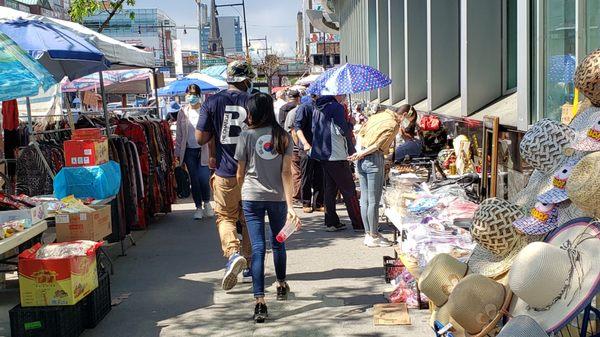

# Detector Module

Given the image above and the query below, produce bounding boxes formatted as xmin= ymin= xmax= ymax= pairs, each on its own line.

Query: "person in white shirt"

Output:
xmin=273 ymin=90 xmax=287 ymax=123
xmin=175 ymin=84 xmax=214 ymax=220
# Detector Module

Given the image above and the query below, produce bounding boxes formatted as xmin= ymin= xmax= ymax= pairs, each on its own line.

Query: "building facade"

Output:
xmin=200 ymin=16 xmax=243 ymax=56
xmin=1 ymin=0 xmax=71 ymax=20
xmin=333 ymin=0 xmax=600 ymax=131
xmin=82 ymin=8 xmax=178 ymax=70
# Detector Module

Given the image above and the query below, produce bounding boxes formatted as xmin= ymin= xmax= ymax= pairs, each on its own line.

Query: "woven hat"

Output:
xmin=430 ymin=304 xmax=467 ymax=337
xmin=418 ymin=253 xmax=468 ymax=308
xmin=537 ymin=156 xmax=582 ymax=204
xmin=519 ymin=119 xmax=576 ymax=174
xmin=574 ymin=48 xmax=600 ymax=106
xmin=566 ymin=152 xmax=600 ymax=217
xmin=497 ymin=316 xmax=548 ymax=337
xmin=513 ymin=202 xmax=559 ymax=235
xmin=570 ymin=112 xmax=600 ymax=151
xmin=468 ymin=198 xmax=529 ymax=278
xmin=509 ymin=219 xmax=600 ymax=332
xmin=447 ymin=274 xmax=512 ymax=337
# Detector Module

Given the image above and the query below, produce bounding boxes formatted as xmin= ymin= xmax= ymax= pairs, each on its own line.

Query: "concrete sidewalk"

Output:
xmin=0 ymin=201 xmax=432 ymax=337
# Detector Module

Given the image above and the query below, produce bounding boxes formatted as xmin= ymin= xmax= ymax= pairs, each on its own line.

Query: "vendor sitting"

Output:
xmin=394 ymin=111 xmax=423 ymax=163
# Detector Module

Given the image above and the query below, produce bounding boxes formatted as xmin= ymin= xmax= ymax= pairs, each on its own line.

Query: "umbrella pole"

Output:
xmin=152 ymin=68 xmax=160 ymax=118
xmin=99 ymin=71 xmax=111 ymax=136
xmin=26 ymin=97 xmax=33 ymax=135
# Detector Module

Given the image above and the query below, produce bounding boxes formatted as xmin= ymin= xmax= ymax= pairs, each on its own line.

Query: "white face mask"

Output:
xmin=402 ymin=118 xmax=410 ymax=129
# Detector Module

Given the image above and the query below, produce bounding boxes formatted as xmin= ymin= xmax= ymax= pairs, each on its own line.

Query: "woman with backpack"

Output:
xmin=235 ymin=92 xmax=299 ymax=323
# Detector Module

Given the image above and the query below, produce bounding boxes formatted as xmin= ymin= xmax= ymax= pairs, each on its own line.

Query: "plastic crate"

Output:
xmin=9 ymin=304 xmax=84 ymax=337
xmin=383 ymin=255 xmax=405 ymax=283
xmin=81 ymin=269 xmax=111 ymax=328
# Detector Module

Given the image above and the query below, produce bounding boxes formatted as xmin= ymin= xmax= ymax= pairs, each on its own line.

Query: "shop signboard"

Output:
xmin=172 ymin=39 xmax=184 ymax=75
xmin=309 ymin=33 xmax=340 ymax=43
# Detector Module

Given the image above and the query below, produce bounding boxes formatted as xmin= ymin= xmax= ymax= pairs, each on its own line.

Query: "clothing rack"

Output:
xmin=31 ymin=128 xmax=71 ymax=135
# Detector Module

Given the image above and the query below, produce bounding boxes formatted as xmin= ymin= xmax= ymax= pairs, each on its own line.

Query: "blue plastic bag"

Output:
xmin=53 ymin=161 xmax=121 ymax=200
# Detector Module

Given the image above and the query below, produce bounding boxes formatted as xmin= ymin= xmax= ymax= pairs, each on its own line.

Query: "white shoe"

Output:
xmin=374 ymin=233 xmax=393 ymax=247
xmin=194 ymin=208 xmax=204 ymax=220
xmin=363 ymin=234 xmax=370 ymax=246
xmin=364 ymin=234 xmax=378 ymax=247
xmin=365 ymin=234 xmax=392 ymax=247
xmin=203 ymin=202 xmax=215 ymax=218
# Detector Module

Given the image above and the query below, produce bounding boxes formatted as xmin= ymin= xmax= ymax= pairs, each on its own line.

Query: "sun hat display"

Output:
xmin=418 ymin=253 xmax=468 ymax=308
xmin=513 ymin=202 xmax=559 ymax=235
xmin=509 ymin=218 xmax=600 ymax=332
xmin=468 ymin=198 xmax=529 ymax=278
xmin=574 ymin=48 xmax=600 ymax=106
xmin=565 ymin=152 xmax=600 ymax=217
xmin=537 ymin=156 xmax=582 ymax=204
xmin=519 ymin=119 xmax=576 ymax=174
xmin=497 ymin=316 xmax=549 ymax=337
xmin=570 ymin=112 xmax=600 ymax=152
xmin=446 ymin=274 xmax=512 ymax=337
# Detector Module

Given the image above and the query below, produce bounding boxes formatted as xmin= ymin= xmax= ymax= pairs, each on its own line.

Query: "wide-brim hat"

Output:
xmin=537 ymin=156 xmax=582 ymax=204
xmin=498 ymin=316 xmax=549 ymax=337
xmin=566 ymin=152 xmax=600 ymax=217
xmin=519 ymin=119 xmax=576 ymax=174
xmin=513 ymin=203 xmax=559 ymax=236
xmin=469 ymin=198 xmax=530 ymax=278
xmin=430 ymin=304 xmax=466 ymax=337
xmin=509 ymin=218 xmax=600 ymax=333
xmin=574 ymin=48 xmax=600 ymax=106
xmin=418 ymin=253 xmax=469 ymax=308
xmin=447 ymin=274 xmax=513 ymax=337
xmin=570 ymin=111 xmax=600 ymax=151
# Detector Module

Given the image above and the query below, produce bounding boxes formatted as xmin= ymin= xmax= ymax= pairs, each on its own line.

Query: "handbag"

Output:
xmin=175 ymin=166 xmax=191 ymax=199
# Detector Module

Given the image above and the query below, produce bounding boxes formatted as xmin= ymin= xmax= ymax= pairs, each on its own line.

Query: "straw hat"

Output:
xmin=566 ymin=152 xmax=600 ymax=217
xmin=570 ymin=112 xmax=600 ymax=151
xmin=513 ymin=202 xmax=559 ymax=235
xmin=497 ymin=316 xmax=549 ymax=337
xmin=468 ymin=198 xmax=529 ymax=278
xmin=430 ymin=304 xmax=467 ymax=337
xmin=519 ymin=119 xmax=576 ymax=174
xmin=537 ymin=156 xmax=582 ymax=204
xmin=418 ymin=253 xmax=468 ymax=308
xmin=509 ymin=219 xmax=600 ymax=332
xmin=447 ymin=274 xmax=513 ymax=337
xmin=574 ymin=48 xmax=600 ymax=106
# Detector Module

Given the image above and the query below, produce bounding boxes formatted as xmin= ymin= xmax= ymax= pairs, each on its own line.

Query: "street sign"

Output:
xmin=202 ymin=58 xmax=227 ymax=66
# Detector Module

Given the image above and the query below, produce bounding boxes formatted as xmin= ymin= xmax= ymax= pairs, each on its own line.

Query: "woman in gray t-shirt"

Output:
xmin=235 ymin=93 xmax=299 ymax=323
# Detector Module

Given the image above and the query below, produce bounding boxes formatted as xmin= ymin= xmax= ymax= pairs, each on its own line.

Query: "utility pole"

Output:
xmin=322 ymin=31 xmax=327 ymax=68
xmin=195 ymin=0 xmax=203 ymax=70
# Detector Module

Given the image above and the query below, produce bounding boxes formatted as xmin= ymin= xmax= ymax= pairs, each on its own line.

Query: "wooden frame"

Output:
xmin=480 ymin=116 xmax=500 ymax=199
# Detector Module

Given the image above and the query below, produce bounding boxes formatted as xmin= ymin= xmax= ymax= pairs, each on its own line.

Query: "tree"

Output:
xmin=69 ymin=0 xmax=136 ymax=33
xmin=254 ymin=54 xmax=282 ymax=94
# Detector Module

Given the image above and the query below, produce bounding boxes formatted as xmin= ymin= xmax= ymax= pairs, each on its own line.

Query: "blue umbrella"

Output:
xmin=0 ymin=31 xmax=55 ymax=101
xmin=158 ymin=78 xmax=219 ymax=96
xmin=548 ymin=54 xmax=576 ymax=84
xmin=307 ymin=63 xmax=392 ymax=95
xmin=0 ymin=18 xmax=110 ymax=81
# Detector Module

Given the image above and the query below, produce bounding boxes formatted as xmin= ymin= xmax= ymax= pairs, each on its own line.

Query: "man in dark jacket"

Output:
xmin=295 ymin=95 xmax=364 ymax=232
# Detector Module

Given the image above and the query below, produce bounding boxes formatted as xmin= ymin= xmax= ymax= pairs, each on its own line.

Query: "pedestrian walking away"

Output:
xmin=235 ymin=92 xmax=299 ymax=323
xmin=195 ymin=60 xmax=256 ymax=291
xmin=175 ymin=84 xmax=214 ymax=220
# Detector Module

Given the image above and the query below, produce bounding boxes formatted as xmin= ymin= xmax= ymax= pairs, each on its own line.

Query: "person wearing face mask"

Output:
xmin=175 ymin=84 xmax=214 ymax=220
xmin=195 ymin=60 xmax=255 ymax=291
xmin=349 ymin=106 xmax=406 ymax=247
xmin=296 ymin=94 xmax=364 ymax=232
xmin=393 ymin=105 xmax=423 ymax=163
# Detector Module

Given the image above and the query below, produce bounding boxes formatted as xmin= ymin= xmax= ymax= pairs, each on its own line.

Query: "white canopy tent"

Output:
xmin=0 ymin=6 xmax=154 ymax=68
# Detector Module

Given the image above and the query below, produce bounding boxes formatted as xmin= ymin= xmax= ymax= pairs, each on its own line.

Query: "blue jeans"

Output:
xmin=183 ymin=147 xmax=211 ymax=208
xmin=357 ymin=152 xmax=385 ymax=236
xmin=242 ymin=201 xmax=287 ymax=298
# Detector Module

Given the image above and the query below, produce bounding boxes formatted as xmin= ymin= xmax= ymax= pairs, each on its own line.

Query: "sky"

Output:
xmin=133 ymin=0 xmax=302 ymax=56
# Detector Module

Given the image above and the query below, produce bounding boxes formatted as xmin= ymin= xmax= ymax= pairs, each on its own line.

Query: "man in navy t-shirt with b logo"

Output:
xmin=195 ymin=60 xmax=255 ymax=291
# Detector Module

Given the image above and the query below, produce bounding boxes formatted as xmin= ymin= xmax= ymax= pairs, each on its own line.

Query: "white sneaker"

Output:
xmin=194 ymin=208 xmax=204 ymax=220
xmin=203 ymin=202 xmax=215 ymax=218
xmin=365 ymin=234 xmax=393 ymax=247
xmin=364 ymin=234 xmax=378 ymax=247
xmin=363 ymin=234 xmax=370 ymax=246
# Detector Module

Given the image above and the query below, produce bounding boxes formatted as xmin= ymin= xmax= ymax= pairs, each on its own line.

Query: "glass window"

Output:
xmin=543 ymin=0 xmax=576 ymax=121
xmin=505 ymin=0 xmax=517 ymax=91
xmin=587 ymin=0 xmax=600 ymax=53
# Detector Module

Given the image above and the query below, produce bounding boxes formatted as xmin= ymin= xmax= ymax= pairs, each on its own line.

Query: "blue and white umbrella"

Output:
xmin=158 ymin=78 xmax=219 ymax=97
xmin=306 ymin=63 xmax=392 ymax=95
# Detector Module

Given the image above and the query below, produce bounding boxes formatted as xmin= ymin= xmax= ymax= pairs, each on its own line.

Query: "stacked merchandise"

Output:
xmin=413 ymin=50 xmax=600 ymax=337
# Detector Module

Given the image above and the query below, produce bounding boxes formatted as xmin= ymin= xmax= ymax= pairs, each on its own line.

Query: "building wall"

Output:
xmin=200 ymin=16 xmax=243 ymax=55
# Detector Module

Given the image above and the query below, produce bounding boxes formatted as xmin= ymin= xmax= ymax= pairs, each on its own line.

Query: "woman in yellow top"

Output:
xmin=349 ymin=105 xmax=410 ymax=247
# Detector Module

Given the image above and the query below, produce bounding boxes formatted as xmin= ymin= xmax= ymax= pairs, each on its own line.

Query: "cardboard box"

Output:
xmin=18 ymin=243 xmax=99 ymax=307
xmin=55 ymin=205 xmax=112 ymax=242
xmin=64 ymin=138 xmax=109 ymax=167
xmin=72 ymin=128 xmax=103 ymax=141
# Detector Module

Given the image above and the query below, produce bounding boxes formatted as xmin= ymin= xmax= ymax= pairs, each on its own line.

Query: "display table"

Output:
xmin=0 ymin=221 xmax=47 ymax=256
